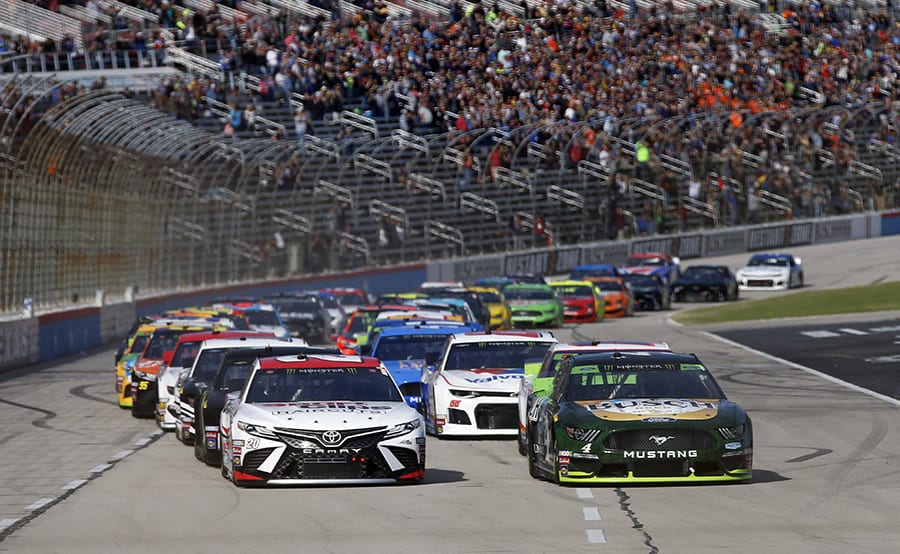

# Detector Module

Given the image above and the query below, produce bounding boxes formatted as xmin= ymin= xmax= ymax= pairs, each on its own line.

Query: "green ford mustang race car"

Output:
xmin=503 ymin=283 xmax=564 ymax=328
xmin=526 ymin=350 xmax=752 ymax=484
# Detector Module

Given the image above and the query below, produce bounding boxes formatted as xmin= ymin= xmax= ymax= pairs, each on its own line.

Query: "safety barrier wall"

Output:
xmin=426 ymin=213 xmax=878 ymax=282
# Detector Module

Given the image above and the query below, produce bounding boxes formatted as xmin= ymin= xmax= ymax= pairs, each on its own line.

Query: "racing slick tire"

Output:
xmin=526 ymin=431 xmax=542 ymax=480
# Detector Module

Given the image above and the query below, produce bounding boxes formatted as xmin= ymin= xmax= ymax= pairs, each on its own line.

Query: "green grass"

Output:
xmin=672 ymin=281 xmax=900 ymax=325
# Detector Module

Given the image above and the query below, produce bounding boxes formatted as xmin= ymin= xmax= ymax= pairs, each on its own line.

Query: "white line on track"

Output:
xmin=133 ymin=437 xmax=152 ymax=447
xmin=585 ymin=529 xmax=608 ymax=543
xmin=582 ymin=507 xmax=602 ymax=521
xmin=89 ymin=463 xmax=112 ymax=474
xmin=576 ymin=488 xmax=594 ymax=499
xmin=109 ymin=450 xmax=133 ymax=462
xmin=0 ymin=519 xmax=19 ymax=533
xmin=62 ymin=480 xmax=87 ymax=491
xmin=25 ymin=498 xmax=53 ymax=512
xmin=699 ymin=330 xmax=900 ymax=408
xmin=839 ymin=328 xmax=868 ymax=335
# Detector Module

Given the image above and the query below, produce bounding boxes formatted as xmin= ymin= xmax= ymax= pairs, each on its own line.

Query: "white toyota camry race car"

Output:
xmin=735 ymin=253 xmax=804 ymax=290
xmin=220 ymin=353 xmax=426 ymax=486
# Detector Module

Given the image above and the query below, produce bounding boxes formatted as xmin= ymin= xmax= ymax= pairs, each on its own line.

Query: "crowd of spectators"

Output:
xmin=4 ymin=0 xmax=900 ymax=243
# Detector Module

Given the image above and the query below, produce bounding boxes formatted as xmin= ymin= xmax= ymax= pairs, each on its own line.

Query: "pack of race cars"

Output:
xmin=112 ymin=255 xmax=784 ymax=487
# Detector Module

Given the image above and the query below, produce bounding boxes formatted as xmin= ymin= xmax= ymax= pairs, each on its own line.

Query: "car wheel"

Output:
xmin=549 ymin=434 xmax=561 ymax=484
xmin=526 ymin=429 xmax=543 ymax=480
xmin=517 ymin=429 xmax=527 ymax=456
xmin=797 ymin=273 xmax=804 ymax=288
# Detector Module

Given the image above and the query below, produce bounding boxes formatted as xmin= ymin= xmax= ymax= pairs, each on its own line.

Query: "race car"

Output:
xmin=264 ymin=293 xmax=331 ymax=344
xmin=503 ymin=283 xmax=565 ymax=328
xmin=320 ymin=287 xmax=371 ymax=317
xmin=467 ymin=286 xmax=511 ymax=330
xmin=193 ymin=344 xmax=339 ymax=466
xmin=422 ymin=331 xmax=557 ymax=437
xmin=621 ymin=252 xmax=681 ymax=284
xmin=336 ymin=305 xmax=418 ymax=355
xmin=589 ymin=276 xmax=635 ymax=317
xmin=174 ymin=336 xmax=307 ymax=445
xmin=526 ymin=350 xmax=753 ymax=484
xmin=671 ymin=265 xmax=739 ymax=302
xmin=517 ymin=341 xmax=671 ymax=455
xmin=548 ymin=280 xmax=605 ymax=323
xmin=220 ymin=353 xmax=426 ymax=486
xmin=735 ymin=253 xmax=804 ymax=290
xmin=156 ymin=330 xmax=272 ymax=431
xmin=368 ymin=321 xmax=478 ymax=408
xmin=213 ymin=302 xmax=291 ymax=339
xmin=621 ymin=273 xmax=671 ymax=311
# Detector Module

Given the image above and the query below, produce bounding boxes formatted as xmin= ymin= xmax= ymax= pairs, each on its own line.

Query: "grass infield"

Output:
xmin=671 ymin=281 xmax=900 ymax=325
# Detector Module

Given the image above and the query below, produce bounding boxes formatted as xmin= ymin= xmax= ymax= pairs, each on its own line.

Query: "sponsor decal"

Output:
xmin=558 ymin=450 xmax=573 ymax=456
xmin=571 ymin=452 xmax=599 ymax=460
xmin=245 ymin=438 xmax=259 ymax=449
xmin=449 ymin=399 xmax=461 ymax=408
xmin=233 ymin=455 xmax=241 ymax=466
xmin=232 ymin=439 xmax=244 ymax=447
xmin=725 ymin=442 xmax=742 ymax=450
xmin=463 ymin=374 xmax=523 ymax=384
xmin=623 ymin=450 xmax=699 ymax=459
xmin=648 ymin=435 xmax=674 ymax=446
xmin=271 ymin=401 xmax=393 ymax=415
xmin=642 ymin=417 xmax=676 ymax=423
xmin=581 ymin=399 xmax=719 ymax=421
xmin=206 ymin=438 xmax=217 ymax=449
xmin=558 ymin=456 xmax=570 ymax=464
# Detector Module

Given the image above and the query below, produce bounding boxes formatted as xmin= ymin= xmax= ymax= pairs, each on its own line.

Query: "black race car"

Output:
xmin=526 ymin=350 xmax=753 ymax=484
xmin=264 ymin=293 xmax=331 ymax=344
xmin=671 ymin=265 xmax=739 ymax=302
xmin=622 ymin=273 xmax=671 ymax=310
xmin=193 ymin=344 xmax=339 ymax=466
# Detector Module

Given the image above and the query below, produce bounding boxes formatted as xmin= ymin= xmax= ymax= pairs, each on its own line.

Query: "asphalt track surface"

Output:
xmin=1 ymin=236 xmax=899 ymax=553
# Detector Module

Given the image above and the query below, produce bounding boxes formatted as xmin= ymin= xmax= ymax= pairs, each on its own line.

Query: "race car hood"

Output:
xmin=565 ymin=398 xmax=742 ymax=423
xmin=382 ymin=359 xmax=428 ymax=386
xmin=251 ymin=324 xmax=290 ymax=338
xmin=135 ymin=358 xmax=165 ymax=376
xmin=238 ymin=400 xmax=415 ymax=428
xmin=440 ymin=368 xmax=524 ymax=391
xmin=561 ymin=297 xmax=593 ymax=308
xmin=737 ymin=266 xmax=788 ymax=277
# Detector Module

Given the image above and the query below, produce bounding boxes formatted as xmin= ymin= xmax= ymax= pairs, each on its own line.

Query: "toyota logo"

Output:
xmin=648 ymin=435 xmax=674 ymax=446
xmin=321 ymin=430 xmax=342 ymax=445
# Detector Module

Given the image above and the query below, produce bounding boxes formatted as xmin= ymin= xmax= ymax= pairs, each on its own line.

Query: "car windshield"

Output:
xmin=477 ymin=291 xmax=502 ymax=303
xmin=373 ymin=334 xmax=451 ymax=365
xmin=337 ymin=294 xmax=366 ymax=307
xmin=593 ymin=281 xmax=624 ymax=292
xmin=217 ymin=359 xmax=254 ymax=391
xmin=245 ymin=310 xmax=280 ymax=325
xmin=319 ymin=296 xmax=340 ymax=310
xmin=505 ymin=288 xmax=554 ymax=301
xmin=680 ymin=267 xmax=725 ymax=280
xmin=145 ymin=331 xmax=186 ymax=359
xmin=345 ymin=311 xmax=377 ymax=335
xmin=272 ymin=300 xmax=319 ymax=314
xmin=748 ymin=257 xmax=788 ymax=267
xmin=191 ymin=348 xmax=231 ymax=383
xmin=130 ymin=334 xmax=151 ymax=354
xmin=444 ymin=341 xmax=554 ymax=370
xmin=171 ymin=341 xmax=202 ymax=369
xmin=563 ymin=363 xmax=725 ymax=401
xmin=552 ymin=285 xmax=594 ymax=298
xmin=623 ymin=275 xmax=659 ymax=287
xmin=626 ymin=256 xmax=665 ymax=267
xmin=245 ymin=366 xmax=403 ymax=403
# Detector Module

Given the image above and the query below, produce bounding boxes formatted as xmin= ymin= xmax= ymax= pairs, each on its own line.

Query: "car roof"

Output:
xmin=173 ymin=330 xmax=273 ymax=345
xmin=377 ymin=323 xmax=472 ymax=336
xmin=257 ymin=354 xmax=380 ymax=369
xmin=549 ymin=280 xmax=595 ymax=287
xmin=197 ymin=337 xmax=307 ymax=351
xmin=448 ymin=331 xmax=556 ymax=343
xmin=565 ymin=350 xmax=700 ymax=365
xmin=550 ymin=341 xmax=670 ymax=353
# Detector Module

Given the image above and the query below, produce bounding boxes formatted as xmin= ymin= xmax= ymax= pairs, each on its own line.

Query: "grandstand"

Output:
xmin=1 ymin=0 xmax=898 ymax=313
